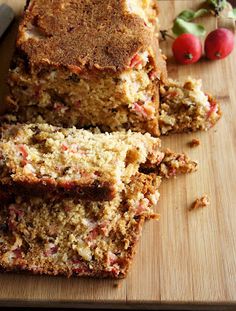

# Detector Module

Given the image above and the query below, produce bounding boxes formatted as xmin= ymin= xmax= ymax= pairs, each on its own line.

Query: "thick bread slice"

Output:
xmin=0 ymin=173 xmax=161 ymax=278
xmin=0 ymin=123 xmax=163 ymax=201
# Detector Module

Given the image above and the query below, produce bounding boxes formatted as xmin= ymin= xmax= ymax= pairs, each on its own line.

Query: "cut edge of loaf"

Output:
xmin=0 ymin=123 xmax=163 ymax=201
xmin=0 ymin=173 xmax=161 ymax=278
xmin=159 ymin=78 xmax=222 ymax=135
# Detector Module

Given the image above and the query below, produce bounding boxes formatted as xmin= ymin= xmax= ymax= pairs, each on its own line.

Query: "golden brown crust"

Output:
xmin=17 ymin=0 xmax=161 ymax=74
xmin=4 ymin=1 xmax=167 ymax=136
xmin=150 ymin=35 xmax=168 ymax=83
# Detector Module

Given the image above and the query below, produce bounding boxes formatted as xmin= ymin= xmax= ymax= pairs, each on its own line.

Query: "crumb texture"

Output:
xmin=159 ymin=78 xmax=221 ymax=135
xmin=188 ymin=138 xmax=200 ymax=148
xmin=141 ymin=148 xmax=198 ymax=178
xmin=0 ymin=123 xmax=198 ymax=278
xmin=0 ymin=173 xmax=160 ymax=278
xmin=190 ymin=195 xmax=210 ymax=210
xmin=0 ymin=0 xmax=218 ymax=281
xmin=0 ymin=123 xmax=163 ymax=201
xmin=6 ymin=52 xmax=163 ymax=135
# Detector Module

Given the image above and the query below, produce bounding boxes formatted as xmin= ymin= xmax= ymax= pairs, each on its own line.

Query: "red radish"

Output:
xmin=205 ymin=28 xmax=235 ymax=60
xmin=172 ymin=33 xmax=202 ymax=65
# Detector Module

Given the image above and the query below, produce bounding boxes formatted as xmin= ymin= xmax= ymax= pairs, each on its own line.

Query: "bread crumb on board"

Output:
xmin=188 ymin=138 xmax=200 ymax=148
xmin=190 ymin=195 xmax=210 ymax=210
xmin=113 ymin=282 xmax=122 ymax=289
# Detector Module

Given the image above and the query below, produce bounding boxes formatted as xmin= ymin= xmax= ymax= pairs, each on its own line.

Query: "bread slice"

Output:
xmin=159 ymin=78 xmax=222 ymax=135
xmin=0 ymin=123 xmax=164 ymax=201
xmin=0 ymin=173 xmax=161 ymax=278
xmin=5 ymin=0 xmax=167 ymax=136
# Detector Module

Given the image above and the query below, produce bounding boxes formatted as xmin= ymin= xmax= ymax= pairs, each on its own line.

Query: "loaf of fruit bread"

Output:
xmin=0 ymin=173 xmax=161 ymax=278
xmin=5 ymin=0 xmax=167 ymax=136
xmin=159 ymin=78 xmax=222 ymax=135
xmin=0 ymin=123 xmax=165 ymax=201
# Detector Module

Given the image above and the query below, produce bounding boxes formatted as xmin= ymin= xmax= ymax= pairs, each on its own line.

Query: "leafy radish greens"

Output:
xmin=228 ymin=8 xmax=236 ymax=19
xmin=171 ymin=0 xmax=235 ymax=37
xmin=177 ymin=9 xmax=208 ymax=22
xmin=172 ymin=18 xmax=206 ymax=37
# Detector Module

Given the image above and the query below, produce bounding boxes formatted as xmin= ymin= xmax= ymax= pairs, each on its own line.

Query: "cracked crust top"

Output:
xmin=17 ymin=0 xmax=161 ymax=74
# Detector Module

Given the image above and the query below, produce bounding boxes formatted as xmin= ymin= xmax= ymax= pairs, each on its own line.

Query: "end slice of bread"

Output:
xmin=0 ymin=173 xmax=161 ymax=278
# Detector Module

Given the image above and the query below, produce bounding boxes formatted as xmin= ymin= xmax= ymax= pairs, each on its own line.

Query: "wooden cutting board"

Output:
xmin=0 ymin=0 xmax=236 ymax=309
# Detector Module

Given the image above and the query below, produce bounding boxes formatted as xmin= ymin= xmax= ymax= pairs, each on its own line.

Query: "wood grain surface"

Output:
xmin=0 ymin=0 xmax=236 ymax=309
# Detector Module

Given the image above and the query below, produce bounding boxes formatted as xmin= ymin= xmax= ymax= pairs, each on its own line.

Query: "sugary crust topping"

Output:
xmin=17 ymin=0 xmax=157 ymax=73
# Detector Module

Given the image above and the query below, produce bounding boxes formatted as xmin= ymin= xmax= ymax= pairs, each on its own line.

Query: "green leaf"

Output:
xmin=172 ymin=18 xmax=206 ymax=37
xmin=228 ymin=8 xmax=236 ymax=19
xmin=206 ymin=0 xmax=227 ymax=15
xmin=177 ymin=9 xmax=208 ymax=22
xmin=207 ymin=0 xmax=227 ymax=8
